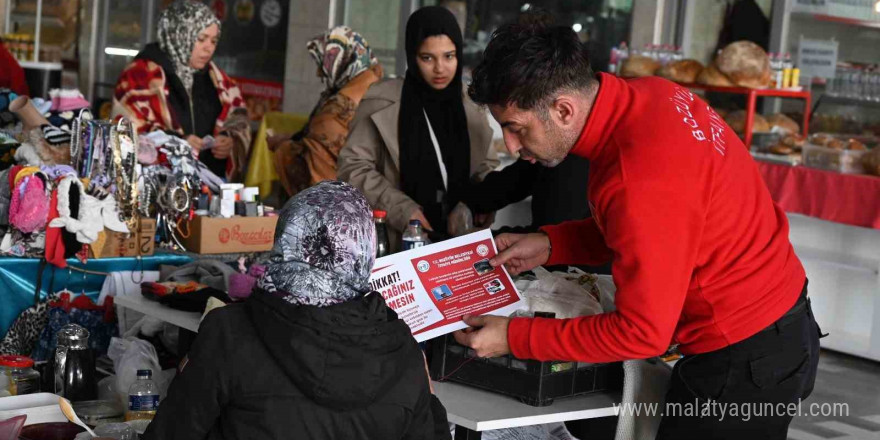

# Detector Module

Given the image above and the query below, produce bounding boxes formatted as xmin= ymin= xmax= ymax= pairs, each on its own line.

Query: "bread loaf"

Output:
xmin=696 ymin=64 xmax=735 ymax=87
xmin=620 ymin=55 xmax=661 ymax=78
xmin=716 ymin=41 xmax=771 ymax=88
xmin=766 ymin=113 xmax=800 ymax=135
xmin=724 ymin=110 xmax=770 ymax=134
xmin=655 ymin=59 xmax=704 ymax=83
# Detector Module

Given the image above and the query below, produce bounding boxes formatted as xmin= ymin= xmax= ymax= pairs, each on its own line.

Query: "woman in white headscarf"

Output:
xmin=112 ymin=0 xmax=251 ymax=181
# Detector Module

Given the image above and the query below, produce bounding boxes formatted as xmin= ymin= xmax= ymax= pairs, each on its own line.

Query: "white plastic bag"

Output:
xmin=107 ymin=337 xmax=172 ymax=408
xmin=513 ymin=267 xmax=605 ymax=318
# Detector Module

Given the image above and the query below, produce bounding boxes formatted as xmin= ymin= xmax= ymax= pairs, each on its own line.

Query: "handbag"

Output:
xmin=0 ymin=261 xmax=58 ymax=356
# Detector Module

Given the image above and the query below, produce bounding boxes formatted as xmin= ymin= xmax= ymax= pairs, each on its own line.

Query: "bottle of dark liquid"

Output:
xmin=374 ymin=210 xmax=390 ymax=258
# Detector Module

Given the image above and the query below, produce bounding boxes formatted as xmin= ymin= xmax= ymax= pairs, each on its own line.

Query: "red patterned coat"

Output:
xmin=112 ymin=58 xmax=251 ymax=181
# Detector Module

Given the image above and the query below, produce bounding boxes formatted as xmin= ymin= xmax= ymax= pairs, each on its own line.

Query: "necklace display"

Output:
xmin=140 ymin=136 xmax=202 ymax=251
xmin=60 ymin=116 xmax=143 ymax=262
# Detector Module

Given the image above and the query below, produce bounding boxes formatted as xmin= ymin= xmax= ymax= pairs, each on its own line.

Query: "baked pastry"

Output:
xmin=620 ymin=55 xmax=661 ymax=78
xmin=696 ymin=64 xmax=735 ymax=87
xmin=847 ymin=139 xmax=868 ymax=151
xmin=781 ymin=134 xmax=806 ymax=151
xmin=827 ymin=139 xmax=846 ymax=150
xmin=655 ymin=59 xmax=704 ymax=83
xmin=810 ymin=134 xmax=833 ymax=147
xmin=769 ymin=144 xmax=794 ymax=155
xmin=766 ymin=113 xmax=800 ymax=135
xmin=716 ymin=41 xmax=771 ymax=88
xmin=724 ymin=110 xmax=770 ymax=134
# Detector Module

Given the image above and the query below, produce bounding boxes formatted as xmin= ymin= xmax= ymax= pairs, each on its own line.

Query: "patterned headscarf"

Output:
xmin=157 ymin=1 xmax=221 ymax=94
xmin=307 ymin=26 xmax=377 ymax=101
xmin=257 ymin=181 xmax=377 ymax=307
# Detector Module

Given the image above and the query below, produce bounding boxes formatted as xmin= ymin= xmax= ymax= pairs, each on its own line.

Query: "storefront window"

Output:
xmin=342 ymin=0 xmax=404 ymax=77
xmin=420 ymin=0 xmax=633 ymax=77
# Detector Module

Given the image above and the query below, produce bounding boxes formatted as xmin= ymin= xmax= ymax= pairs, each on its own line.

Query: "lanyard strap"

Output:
xmin=423 ymin=109 xmax=448 ymax=191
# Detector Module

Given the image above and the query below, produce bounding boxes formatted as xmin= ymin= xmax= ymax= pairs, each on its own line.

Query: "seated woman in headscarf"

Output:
xmin=338 ymin=6 xmax=499 ymax=250
xmin=112 ymin=0 xmax=250 ymax=182
xmin=144 ymin=181 xmax=451 ymax=440
xmin=271 ymin=26 xmax=383 ymax=199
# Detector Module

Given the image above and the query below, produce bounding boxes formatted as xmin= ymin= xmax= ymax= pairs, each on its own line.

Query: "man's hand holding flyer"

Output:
xmin=369 ymin=229 xmax=524 ymax=342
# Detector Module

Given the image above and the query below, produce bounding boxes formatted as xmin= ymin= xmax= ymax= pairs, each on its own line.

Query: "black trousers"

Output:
xmin=656 ymin=283 xmax=823 ymax=439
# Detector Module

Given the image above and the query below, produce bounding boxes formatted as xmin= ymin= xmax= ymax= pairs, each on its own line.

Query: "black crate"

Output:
xmin=427 ymin=333 xmax=623 ymax=407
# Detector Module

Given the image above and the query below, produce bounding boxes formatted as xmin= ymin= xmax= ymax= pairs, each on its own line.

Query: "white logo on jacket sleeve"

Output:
xmin=669 ymin=86 xmax=726 ymax=156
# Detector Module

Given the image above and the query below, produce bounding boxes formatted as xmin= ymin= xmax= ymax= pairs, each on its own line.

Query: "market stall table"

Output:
xmin=756 ymin=161 xmax=880 ymax=229
xmin=113 ymin=294 xmax=621 ymax=439
xmin=0 ymin=252 xmax=192 ymax=337
xmin=755 ymin=160 xmax=880 ymax=362
xmin=434 ymin=380 xmax=619 ymax=439
xmin=114 ymin=294 xmax=201 ymax=333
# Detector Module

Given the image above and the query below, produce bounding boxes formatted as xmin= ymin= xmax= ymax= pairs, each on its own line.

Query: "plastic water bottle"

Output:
xmin=402 ymin=220 xmax=426 ymax=251
xmin=125 ymin=369 xmax=159 ymax=421
xmin=374 ymin=210 xmax=390 ymax=258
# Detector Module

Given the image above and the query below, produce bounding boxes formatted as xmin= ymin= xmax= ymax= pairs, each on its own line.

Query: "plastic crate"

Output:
xmin=802 ymin=142 xmax=867 ymax=174
xmin=427 ymin=334 xmax=623 ymax=407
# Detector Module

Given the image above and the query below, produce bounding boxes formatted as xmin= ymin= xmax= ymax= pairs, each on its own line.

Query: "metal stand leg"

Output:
xmin=454 ymin=425 xmax=482 ymax=440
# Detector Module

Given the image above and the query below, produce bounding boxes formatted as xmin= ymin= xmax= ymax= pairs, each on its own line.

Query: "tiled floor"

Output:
xmin=788 ymin=350 xmax=880 ymax=440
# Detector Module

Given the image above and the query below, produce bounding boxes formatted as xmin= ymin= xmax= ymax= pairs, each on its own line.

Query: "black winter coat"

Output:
xmin=143 ymin=291 xmax=451 ymax=440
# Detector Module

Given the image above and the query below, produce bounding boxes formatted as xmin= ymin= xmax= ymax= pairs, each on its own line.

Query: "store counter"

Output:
xmin=756 ymin=161 xmax=880 ymax=361
xmin=756 ymin=161 xmax=880 ymax=229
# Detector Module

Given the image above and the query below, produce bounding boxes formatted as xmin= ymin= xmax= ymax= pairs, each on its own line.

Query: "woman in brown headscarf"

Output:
xmin=270 ymin=26 xmax=382 ymax=199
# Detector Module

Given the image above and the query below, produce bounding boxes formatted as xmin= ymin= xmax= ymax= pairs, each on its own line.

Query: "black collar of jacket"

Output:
xmin=245 ymin=290 xmax=420 ymax=410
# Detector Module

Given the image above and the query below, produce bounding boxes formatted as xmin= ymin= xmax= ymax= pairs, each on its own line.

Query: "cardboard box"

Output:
xmin=180 ymin=216 xmax=278 ymax=254
xmin=91 ymin=219 xmax=156 ymax=258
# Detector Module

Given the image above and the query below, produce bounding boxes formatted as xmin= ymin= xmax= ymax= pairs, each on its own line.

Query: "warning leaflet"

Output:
xmin=369 ymin=229 xmax=523 ymax=342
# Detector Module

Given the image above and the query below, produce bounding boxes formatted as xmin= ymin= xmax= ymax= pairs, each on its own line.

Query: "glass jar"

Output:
xmin=0 ymin=355 xmax=40 ymax=396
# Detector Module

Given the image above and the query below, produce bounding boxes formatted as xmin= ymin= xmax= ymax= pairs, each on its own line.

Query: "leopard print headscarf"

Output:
xmin=157 ymin=1 xmax=221 ymax=94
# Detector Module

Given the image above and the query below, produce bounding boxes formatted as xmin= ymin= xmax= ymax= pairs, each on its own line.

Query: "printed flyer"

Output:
xmin=369 ymin=229 xmax=523 ymax=342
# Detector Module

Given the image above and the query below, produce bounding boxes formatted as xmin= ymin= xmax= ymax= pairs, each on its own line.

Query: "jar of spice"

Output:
xmin=0 ymin=355 xmax=40 ymax=395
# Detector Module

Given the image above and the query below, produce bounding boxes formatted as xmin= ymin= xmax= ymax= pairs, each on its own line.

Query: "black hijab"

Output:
xmin=398 ymin=6 xmax=470 ymax=237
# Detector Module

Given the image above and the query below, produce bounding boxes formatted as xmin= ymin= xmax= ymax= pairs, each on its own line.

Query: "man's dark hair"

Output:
xmin=517 ymin=7 xmax=555 ymax=27
xmin=468 ymin=23 xmax=596 ymax=112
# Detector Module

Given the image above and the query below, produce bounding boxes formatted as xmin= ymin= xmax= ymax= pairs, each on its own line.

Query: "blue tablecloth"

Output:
xmin=0 ymin=252 xmax=192 ymax=336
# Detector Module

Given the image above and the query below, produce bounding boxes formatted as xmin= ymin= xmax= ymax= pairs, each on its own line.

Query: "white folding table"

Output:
xmin=433 ymin=381 xmax=620 ymax=439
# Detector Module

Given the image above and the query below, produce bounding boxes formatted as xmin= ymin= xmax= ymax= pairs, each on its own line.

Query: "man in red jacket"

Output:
xmin=454 ymin=24 xmax=822 ymax=438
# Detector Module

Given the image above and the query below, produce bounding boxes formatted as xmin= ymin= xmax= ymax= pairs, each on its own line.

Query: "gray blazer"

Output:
xmin=337 ymin=78 xmax=499 ymax=246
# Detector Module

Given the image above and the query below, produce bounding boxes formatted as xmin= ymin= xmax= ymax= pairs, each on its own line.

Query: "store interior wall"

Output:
xmin=629 ymin=0 xmax=662 ymax=48
xmin=0 ymin=0 xmax=6 ymax=32
xmin=786 ymin=16 xmax=880 ymax=65
xmin=282 ymin=0 xmax=333 ymax=115
xmin=684 ymin=0 xmax=773 ymax=65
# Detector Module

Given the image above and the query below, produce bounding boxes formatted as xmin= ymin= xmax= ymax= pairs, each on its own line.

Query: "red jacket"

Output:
xmin=507 ymin=73 xmax=806 ymax=362
xmin=0 ymin=42 xmax=29 ymax=96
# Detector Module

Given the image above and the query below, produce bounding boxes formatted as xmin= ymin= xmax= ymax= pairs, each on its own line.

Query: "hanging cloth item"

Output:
xmin=0 ymin=262 xmax=59 ymax=356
